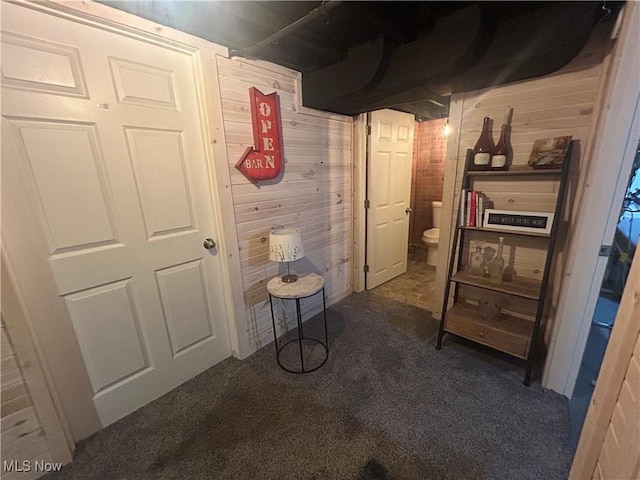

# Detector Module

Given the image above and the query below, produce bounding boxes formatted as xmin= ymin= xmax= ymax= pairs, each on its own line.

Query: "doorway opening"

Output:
xmin=568 ymin=139 xmax=640 ymax=448
xmin=368 ymin=117 xmax=449 ymax=313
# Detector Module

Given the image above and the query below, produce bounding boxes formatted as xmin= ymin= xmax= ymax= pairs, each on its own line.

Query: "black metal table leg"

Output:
xmin=295 ymin=298 xmax=305 ymax=372
xmin=322 ymin=287 xmax=328 ymax=350
xmin=269 ymin=294 xmax=278 ymax=354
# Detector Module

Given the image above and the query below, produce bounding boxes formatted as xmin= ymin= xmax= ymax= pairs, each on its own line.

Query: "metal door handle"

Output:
xmin=203 ymin=238 xmax=217 ymax=249
xmin=406 ymin=207 xmax=413 ymax=214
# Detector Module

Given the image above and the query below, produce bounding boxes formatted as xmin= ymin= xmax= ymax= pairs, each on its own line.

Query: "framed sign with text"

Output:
xmin=235 ymin=87 xmax=284 ymax=184
xmin=483 ymin=209 xmax=554 ymax=235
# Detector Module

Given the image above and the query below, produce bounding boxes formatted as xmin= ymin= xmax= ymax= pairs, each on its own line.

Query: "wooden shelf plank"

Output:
xmin=461 ymin=225 xmax=551 ymax=238
xmin=451 ymin=271 xmax=542 ymax=300
xmin=444 ymin=302 xmax=534 ymax=359
xmin=467 ymin=165 xmax=563 ymax=177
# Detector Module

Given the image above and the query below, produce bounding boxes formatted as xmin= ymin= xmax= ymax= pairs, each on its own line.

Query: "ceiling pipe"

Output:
xmin=230 ymin=1 xmax=343 ymax=59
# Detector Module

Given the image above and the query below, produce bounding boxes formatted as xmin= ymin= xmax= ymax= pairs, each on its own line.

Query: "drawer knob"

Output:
xmin=478 ymin=331 xmax=485 ymax=338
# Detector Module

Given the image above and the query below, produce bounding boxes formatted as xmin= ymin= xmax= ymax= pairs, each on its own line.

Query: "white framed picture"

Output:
xmin=482 ymin=209 xmax=554 ymax=235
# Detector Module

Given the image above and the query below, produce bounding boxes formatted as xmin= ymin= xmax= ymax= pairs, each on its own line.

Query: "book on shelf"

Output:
xmin=459 ymin=190 xmax=488 ymax=227
xmin=469 ymin=191 xmax=477 ymax=226
xmin=477 ymin=192 xmax=488 ymax=227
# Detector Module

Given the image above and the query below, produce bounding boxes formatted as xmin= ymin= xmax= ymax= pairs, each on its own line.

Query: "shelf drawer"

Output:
xmin=445 ymin=304 xmax=532 ymax=359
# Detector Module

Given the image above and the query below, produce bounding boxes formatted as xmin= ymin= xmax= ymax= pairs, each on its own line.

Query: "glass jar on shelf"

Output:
xmin=468 ymin=245 xmax=484 ymax=278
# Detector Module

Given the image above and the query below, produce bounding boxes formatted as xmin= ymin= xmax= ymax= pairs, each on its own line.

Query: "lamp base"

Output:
xmin=282 ymin=274 xmax=298 ymax=283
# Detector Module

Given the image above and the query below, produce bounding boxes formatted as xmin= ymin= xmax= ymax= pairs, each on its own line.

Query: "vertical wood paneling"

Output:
xmin=216 ymin=56 xmax=353 ymax=351
xmin=1 ymin=325 xmax=52 ymax=480
xmin=434 ymin=19 xmax=614 ymax=350
xmin=595 ymin=337 xmax=640 ymax=480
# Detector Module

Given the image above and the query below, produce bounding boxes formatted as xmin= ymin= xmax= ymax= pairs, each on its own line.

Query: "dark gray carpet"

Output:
xmin=44 ymin=292 xmax=573 ymax=480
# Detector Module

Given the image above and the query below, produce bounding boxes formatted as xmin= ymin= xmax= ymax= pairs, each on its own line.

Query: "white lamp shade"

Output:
xmin=268 ymin=228 xmax=305 ymax=262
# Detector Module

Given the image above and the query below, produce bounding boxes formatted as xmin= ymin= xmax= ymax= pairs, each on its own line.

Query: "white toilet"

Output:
xmin=422 ymin=200 xmax=442 ymax=267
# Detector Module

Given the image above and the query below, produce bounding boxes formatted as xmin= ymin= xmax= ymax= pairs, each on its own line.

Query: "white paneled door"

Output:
xmin=366 ymin=109 xmax=414 ymax=289
xmin=1 ymin=3 xmax=231 ymax=429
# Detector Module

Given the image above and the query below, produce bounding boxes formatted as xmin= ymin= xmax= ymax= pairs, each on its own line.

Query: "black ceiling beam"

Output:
xmin=365 ymin=5 xmax=484 ymax=94
xmin=341 ymin=85 xmax=449 ymax=118
xmin=287 ymin=34 xmax=344 ymax=65
xmin=299 ymin=82 xmax=449 ymax=119
xmin=394 ymin=100 xmax=449 ymax=121
xmin=452 ymin=2 xmax=601 ymax=93
xmin=358 ymin=86 xmax=449 ymax=115
xmin=228 ymin=2 xmax=345 ymax=63
xmin=302 ymin=5 xmax=484 ymax=114
xmin=230 ymin=1 xmax=343 ymax=59
xmin=303 ymin=35 xmax=387 ymax=107
xmin=343 ymin=3 xmax=410 ymax=44
xmin=219 ymin=2 xmax=297 ymax=34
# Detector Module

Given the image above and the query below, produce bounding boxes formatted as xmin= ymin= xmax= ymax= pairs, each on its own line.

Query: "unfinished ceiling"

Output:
xmin=101 ymin=1 xmax=622 ymax=120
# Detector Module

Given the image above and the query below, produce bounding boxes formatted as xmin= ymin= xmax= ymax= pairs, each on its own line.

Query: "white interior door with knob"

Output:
xmin=1 ymin=3 xmax=231 ymax=429
xmin=366 ymin=109 xmax=414 ymax=289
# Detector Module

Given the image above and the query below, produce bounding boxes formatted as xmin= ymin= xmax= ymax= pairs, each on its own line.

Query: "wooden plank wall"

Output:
xmin=436 ymin=20 xmax=615 ymax=344
xmin=1 ymin=324 xmax=53 ymax=480
xmin=216 ymin=56 xmax=353 ymax=350
xmin=593 ymin=330 xmax=640 ymax=479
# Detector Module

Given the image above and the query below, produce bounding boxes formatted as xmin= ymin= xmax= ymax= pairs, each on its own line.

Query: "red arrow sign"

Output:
xmin=235 ymin=87 xmax=284 ymax=184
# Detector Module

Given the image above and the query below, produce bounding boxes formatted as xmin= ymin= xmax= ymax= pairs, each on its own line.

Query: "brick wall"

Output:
xmin=409 ymin=119 xmax=447 ymax=245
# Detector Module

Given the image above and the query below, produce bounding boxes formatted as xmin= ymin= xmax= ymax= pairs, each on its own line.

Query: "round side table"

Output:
xmin=267 ymin=272 xmax=328 ymax=373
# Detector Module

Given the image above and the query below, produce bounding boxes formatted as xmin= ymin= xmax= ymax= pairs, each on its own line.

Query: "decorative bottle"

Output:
xmin=491 ymin=124 xmax=510 ymax=170
xmin=473 ymin=117 xmax=493 ymax=169
xmin=468 ymin=245 xmax=484 ymax=278
xmin=488 ymin=236 xmax=505 ymax=284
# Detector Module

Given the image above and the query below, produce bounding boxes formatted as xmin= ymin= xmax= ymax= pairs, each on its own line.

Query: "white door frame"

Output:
xmin=2 ymin=0 xmax=249 ymax=439
xmin=353 ymin=113 xmax=368 ymax=293
xmin=365 ymin=109 xmax=414 ymax=289
xmin=353 ymin=110 xmax=414 ymax=291
xmin=544 ymin=3 xmax=640 ymax=396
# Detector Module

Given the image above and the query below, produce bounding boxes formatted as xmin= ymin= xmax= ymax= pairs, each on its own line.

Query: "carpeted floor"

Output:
xmin=44 ymin=292 xmax=573 ymax=480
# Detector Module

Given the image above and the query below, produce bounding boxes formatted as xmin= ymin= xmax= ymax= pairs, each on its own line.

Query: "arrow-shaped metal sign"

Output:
xmin=235 ymin=87 xmax=284 ymax=185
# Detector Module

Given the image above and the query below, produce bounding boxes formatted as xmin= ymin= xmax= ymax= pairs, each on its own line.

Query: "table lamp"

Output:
xmin=269 ymin=228 xmax=305 ymax=283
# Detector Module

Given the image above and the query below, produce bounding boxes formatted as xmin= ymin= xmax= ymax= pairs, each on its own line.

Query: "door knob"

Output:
xmin=203 ymin=238 xmax=217 ymax=249
xmin=406 ymin=207 xmax=413 ymax=214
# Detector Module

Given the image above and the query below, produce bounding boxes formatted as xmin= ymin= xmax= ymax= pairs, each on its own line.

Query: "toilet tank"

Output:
xmin=432 ymin=200 xmax=443 ymax=229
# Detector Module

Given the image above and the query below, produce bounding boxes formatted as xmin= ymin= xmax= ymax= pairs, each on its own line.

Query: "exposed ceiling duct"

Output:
xmin=302 ymin=5 xmax=485 ymax=113
xmin=101 ymin=1 xmax=622 ymax=120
